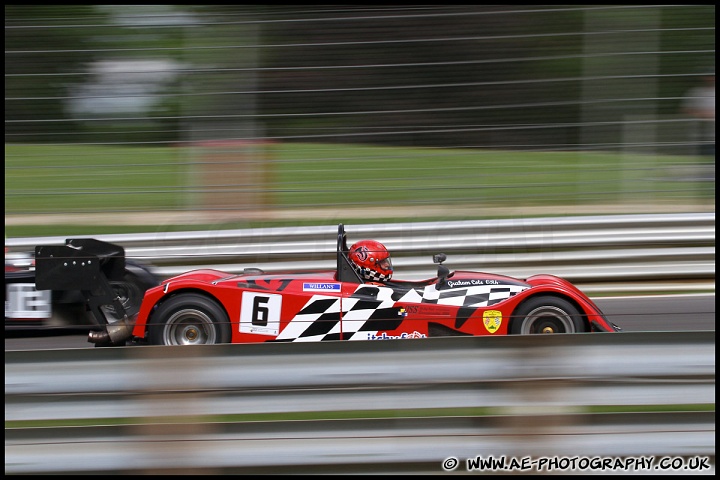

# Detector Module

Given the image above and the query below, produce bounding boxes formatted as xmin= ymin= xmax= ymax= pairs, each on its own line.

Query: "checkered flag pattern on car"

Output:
xmin=272 ymin=296 xmax=340 ymax=342
xmin=421 ymin=284 xmax=528 ymax=307
xmin=274 ymin=282 xmax=528 ymax=342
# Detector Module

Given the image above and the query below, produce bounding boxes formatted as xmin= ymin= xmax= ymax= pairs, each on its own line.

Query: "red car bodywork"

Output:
xmin=131 ymin=267 xmax=618 ymax=344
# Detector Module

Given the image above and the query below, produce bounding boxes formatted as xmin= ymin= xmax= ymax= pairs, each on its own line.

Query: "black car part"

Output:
xmin=35 ymin=238 xmax=145 ymax=345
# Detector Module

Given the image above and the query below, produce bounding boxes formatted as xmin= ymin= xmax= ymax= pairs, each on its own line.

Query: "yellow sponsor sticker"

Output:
xmin=483 ymin=310 xmax=503 ymax=334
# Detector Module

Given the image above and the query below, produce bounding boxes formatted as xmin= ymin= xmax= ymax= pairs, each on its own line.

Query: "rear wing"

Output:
xmin=35 ymin=238 xmax=125 ymax=290
xmin=35 ymin=238 xmax=130 ymax=325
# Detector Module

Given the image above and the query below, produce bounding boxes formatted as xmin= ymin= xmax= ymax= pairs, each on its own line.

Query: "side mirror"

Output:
xmin=437 ymin=264 xmax=450 ymax=279
xmin=433 ymin=253 xmax=450 ymax=279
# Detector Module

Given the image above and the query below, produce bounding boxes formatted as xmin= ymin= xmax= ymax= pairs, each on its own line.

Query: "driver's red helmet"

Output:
xmin=348 ymin=240 xmax=393 ymax=282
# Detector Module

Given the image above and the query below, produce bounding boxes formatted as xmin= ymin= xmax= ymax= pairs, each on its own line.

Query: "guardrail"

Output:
xmin=6 ymin=213 xmax=715 ymax=291
xmin=5 ymin=332 xmax=715 ymax=474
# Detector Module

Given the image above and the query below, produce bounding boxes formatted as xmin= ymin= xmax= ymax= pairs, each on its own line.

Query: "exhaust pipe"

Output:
xmin=88 ymin=316 xmax=135 ymax=346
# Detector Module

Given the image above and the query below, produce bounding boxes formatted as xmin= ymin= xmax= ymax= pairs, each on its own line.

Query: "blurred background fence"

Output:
xmin=4 ymin=5 xmax=715 ymax=234
xmin=5 ymin=332 xmax=716 ymax=474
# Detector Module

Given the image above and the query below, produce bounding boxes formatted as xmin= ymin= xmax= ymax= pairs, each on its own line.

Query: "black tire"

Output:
xmin=510 ymin=296 xmax=586 ymax=335
xmin=102 ymin=272 xmax=149 ymax=321
xmin=148 ymin=293 xmax=232 ymax=346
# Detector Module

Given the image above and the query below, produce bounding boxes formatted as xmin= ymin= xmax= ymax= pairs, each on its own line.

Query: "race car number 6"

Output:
xmin=239 ymin=292 xmax=282 ymax=335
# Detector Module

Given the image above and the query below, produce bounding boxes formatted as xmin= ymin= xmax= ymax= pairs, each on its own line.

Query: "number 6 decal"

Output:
xmin=240 ymin=292 xmax=282 ymax=336
xmin=252 ymin=295 xmax=269 ymax=326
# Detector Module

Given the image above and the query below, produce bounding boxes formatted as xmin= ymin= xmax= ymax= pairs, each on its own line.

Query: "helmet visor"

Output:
xmin=377 ymin=257 xmax=392 ymax=271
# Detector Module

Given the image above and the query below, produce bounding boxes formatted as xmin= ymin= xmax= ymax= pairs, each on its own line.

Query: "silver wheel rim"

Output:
xmin=520 ymin=305 xmax=576 ymax=334
xmin=162 ymin=309 xmax=217 ymax=345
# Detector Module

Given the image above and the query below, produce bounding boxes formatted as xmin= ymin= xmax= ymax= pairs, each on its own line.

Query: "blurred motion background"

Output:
xmin=4 ymin=5 xmax=715 ymax=237
xmin=5 ymin=7 xmax=716 ymax=475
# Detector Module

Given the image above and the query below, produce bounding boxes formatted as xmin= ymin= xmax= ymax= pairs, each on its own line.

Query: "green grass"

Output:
xmin=6 ymin=403 xmax=714 ymax=429
xmin=5 ymin=142 xmax=714 ymax=237
xmin=5 ymin=144 xmax=186 ymax=212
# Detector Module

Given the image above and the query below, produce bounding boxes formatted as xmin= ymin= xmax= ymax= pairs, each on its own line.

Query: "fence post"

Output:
xmin=192 ymin=139 xmax=274 ymax=216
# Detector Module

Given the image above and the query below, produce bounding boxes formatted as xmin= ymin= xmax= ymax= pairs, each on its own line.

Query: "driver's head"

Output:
xmin=348 ymin=240 xmax=393 ymax=282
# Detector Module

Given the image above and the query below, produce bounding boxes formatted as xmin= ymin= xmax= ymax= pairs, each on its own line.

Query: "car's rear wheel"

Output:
xmin=102 ymin=272 xmax=148 ymax=322
xmin=510 ymin=296 xmax=586 ymax=334
xmin=148 ymin=293 xmax=232 ymax=345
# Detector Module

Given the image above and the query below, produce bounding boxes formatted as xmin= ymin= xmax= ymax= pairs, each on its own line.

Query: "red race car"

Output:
xmin=35 ymin=224 xmax=621 ymax=346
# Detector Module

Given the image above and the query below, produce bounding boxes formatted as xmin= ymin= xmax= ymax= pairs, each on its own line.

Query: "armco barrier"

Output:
xmin=5 ymin=332 xmax=715 ymax=474
xmin=4 ymin=213 xmax=716 ymax=291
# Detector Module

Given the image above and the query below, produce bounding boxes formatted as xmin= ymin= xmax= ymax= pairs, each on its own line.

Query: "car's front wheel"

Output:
xmin=510 ymin=296 xmax=586 ymax=334
xmin=148 ymin=293 xmax=232 ymax=345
